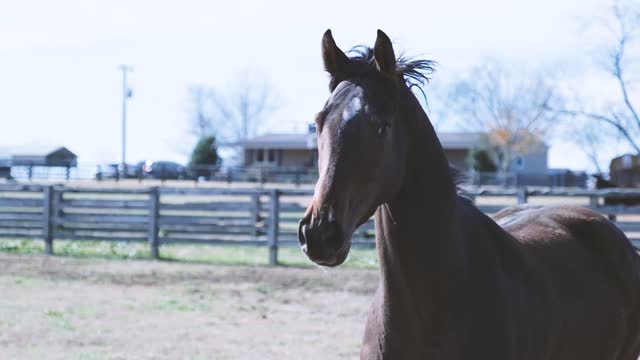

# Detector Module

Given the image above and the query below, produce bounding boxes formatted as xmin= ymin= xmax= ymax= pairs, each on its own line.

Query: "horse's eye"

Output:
xmin=378 ymin=124 xmax=389 ymax=137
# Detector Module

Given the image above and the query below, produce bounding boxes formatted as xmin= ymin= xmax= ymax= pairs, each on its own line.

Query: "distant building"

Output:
xmin=237 ymin=131 xmax=549 ymax=176
xmin=439 ymin=132 xmax=485 ymax=171
xmin=0 ymin=146 xmax=78 ymax=180
xmin=610 ymin=154 xmax=640 ymax=187
xmin=238 ymin=133 xmax=318 ymax=169
xmin=4 ymin=146 xmax=78 ymax=167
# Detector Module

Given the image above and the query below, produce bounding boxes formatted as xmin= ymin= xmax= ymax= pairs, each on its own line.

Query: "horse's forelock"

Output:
xmin=342 ymin=46 xmax=437 ymax=92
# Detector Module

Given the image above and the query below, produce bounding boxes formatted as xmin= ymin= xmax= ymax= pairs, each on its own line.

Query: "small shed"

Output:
xmin=0 ymin=146 xmax=78 ymax=180
xmin=610 ymin=154 xmax=640 ymax=188
xmin=9 ymin=146 xmax=78 ymax=167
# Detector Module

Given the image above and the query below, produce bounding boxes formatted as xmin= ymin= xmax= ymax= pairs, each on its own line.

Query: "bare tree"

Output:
xmin=555 ymin=1 xmax=640 ymax=154
xmin=185 ymin=72 xmax=279 ymax=144
xmin=571 ymin=122 xmax=607 ymax=174
xmin=187 ymin=85 xmax=215 ymax=138
xmin=210 ymin=72 xmax=278 ymax=143
xmin=449 ymin=60 xmax=560 ymax=173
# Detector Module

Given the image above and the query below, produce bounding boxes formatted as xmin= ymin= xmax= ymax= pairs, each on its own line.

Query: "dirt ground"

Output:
xmin=0 ymin=254 xmax=378 ymax=360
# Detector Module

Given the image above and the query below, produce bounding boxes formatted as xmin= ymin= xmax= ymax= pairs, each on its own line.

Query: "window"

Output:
xmin=256 ymin=149 xmax=264 ymax=162
xmin=514 ymin=155 xmax=525 ymax=171
xmin=267 ymin=149 xmax=276 ymax=162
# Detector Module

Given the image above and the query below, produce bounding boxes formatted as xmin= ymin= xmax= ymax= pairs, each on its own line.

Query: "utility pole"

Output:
xmin=119 ymin=65 xmax=133 ymax=174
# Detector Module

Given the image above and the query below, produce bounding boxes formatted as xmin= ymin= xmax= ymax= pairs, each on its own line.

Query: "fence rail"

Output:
xmin=2 ymin=184 xmax=640 ymax=265
xmin=4 ymin=164 xmax=591 ymax=188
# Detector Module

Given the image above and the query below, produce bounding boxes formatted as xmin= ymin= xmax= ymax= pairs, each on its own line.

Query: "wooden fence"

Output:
xmin=1 ymin=184 xmax=640 ymax=265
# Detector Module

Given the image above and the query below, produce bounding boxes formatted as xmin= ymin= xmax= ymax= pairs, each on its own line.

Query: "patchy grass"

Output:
xmin=145 ymin=298 xmax=212 ymax=312
xmin=45 ymin=309 xmax=74 ymax=331
xmin=0 ymin=253 xmax=375 ymax=360
xmin=0 ymin=239 xmax=149 ymax=260
xmin=0 ymin=238 xmax=378 ymax=269
xmin=74 ymin=353 xmax=108 ymax=360
xmin=0 ymin=319 xmax=17 ymax=329
xmin=255 ymin=283 xmax=274 ymax=295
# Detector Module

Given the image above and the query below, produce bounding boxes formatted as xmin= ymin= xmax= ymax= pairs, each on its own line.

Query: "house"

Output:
xmin=438 ymin=132 xmax=485 ymax=171
xmin=238 ymin=133 xmax=317 ymax=169
xmin=238 ymin=130 xmax=549 ymax=182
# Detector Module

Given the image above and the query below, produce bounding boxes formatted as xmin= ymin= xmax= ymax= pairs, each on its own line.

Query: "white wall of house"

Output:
xmin=509 ymin=147 xmax=548 ymax=174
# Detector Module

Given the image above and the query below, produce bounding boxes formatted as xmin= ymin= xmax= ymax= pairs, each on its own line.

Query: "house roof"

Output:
xmin=238 ymin=134 xmax=316 ymax=150
xmin=238 ymin=132 xmax=485 ymax=150
xmin=0 ymin=145 xmax=78 ymax=166
xmin=438 ymin=132 xmax=485 ymax=150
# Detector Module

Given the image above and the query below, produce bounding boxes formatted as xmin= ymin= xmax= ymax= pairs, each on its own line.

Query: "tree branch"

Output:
xmin=554 ymin=108 xmax=640 ymax=153
xmin=613 ymin=49 xmax=640 ymax=131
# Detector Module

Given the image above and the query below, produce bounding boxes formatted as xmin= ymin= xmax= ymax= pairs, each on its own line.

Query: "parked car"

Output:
xmin=95 ymin=162 xmax=144 ymax=180
xmin=95 ymin=163 xmax=119 ymax=180
xmin=0 ymin=166 xmax=11 ymax=180
xmin=141 ymin=160 xmax=190 ymax=180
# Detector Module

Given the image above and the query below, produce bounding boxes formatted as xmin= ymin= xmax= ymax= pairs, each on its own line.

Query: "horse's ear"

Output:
xmin=322 ymin=29 xmax=349 ymax=78
xmin=374 ymin=29 xmax=396 ymax=77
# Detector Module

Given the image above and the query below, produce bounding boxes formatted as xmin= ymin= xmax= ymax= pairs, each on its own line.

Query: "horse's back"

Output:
xmin=494 ymin=204 xmax=640 ymax=359
xmin=494 ymin=204 xmax=639 ymax=290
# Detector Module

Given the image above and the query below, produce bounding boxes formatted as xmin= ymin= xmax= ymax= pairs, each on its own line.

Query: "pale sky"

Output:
xmin=0 ymin=0 xmax=632 ymax=171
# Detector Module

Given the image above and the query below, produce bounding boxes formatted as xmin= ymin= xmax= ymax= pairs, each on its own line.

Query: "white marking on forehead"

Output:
xmin=342 ymin=96 xmax=362 ymax=122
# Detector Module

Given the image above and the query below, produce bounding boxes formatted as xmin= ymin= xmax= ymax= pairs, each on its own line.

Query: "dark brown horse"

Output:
xmin=298 ymin=29 xmax=640 ymax=359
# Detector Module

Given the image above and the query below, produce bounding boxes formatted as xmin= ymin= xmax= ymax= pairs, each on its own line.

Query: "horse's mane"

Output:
xmin=346 ymin=46 xmax=466 ymax=190
xmin=449 ymin=165 xmax=468 ymax=187
xmin=347 ymin=46 xmax=437 ymax=95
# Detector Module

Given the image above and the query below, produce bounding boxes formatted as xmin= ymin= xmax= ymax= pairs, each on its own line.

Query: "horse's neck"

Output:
xmin=374 ymin=98 xmax=465 ymax=340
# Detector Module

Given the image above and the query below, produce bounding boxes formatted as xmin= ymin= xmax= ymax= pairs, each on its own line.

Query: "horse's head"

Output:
xmin=298 ymin=29 xmax=420 ymax=267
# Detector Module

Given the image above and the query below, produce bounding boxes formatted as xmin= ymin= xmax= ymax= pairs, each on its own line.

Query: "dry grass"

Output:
xmin=0 ymin=253 xmax=377 ymax=360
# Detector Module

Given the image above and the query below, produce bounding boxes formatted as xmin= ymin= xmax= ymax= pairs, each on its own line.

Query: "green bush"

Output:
xmin=190 ymin=135 xmax=218 ymax=166
xmin=189 ymin=136 xmax=219 ymax=178
xmin=469 ymin=147 xmax=497 ymax=173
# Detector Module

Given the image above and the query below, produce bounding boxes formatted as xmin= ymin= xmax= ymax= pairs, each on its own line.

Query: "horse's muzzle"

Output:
xmin=298 ymin=213 xmax=349 ymax=267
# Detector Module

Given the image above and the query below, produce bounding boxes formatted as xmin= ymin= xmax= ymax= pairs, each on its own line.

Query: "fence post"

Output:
xmin=43 ymin=185 xmax=55 ymax=255
xmin=268 ymin=189 xmax=280 ymax=266
xmin=148 ymin=187 xmax=160 ymax=259
xmin=250 ymin=193 xmax=262 ymax=237
xmin=517 ymin=187 xmax=528 ymax=204
xmin=589 ymin=195 xmax=599 ymax=208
